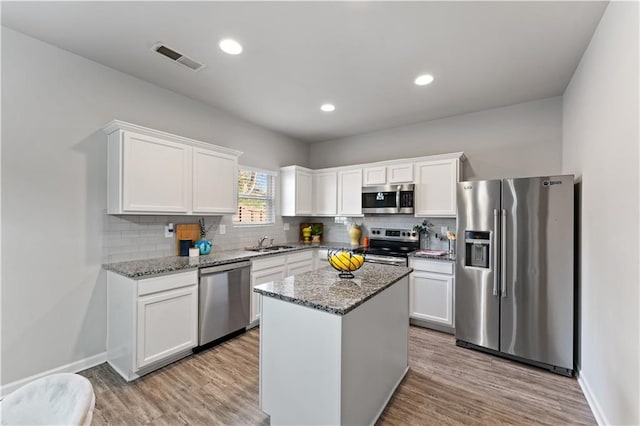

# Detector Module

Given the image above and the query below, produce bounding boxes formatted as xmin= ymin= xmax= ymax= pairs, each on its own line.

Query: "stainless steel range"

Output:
xmin=355 ymin=227 xmax=420 ymax=266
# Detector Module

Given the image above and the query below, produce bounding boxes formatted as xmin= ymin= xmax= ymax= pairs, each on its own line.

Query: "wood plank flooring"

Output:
xmin=80 ymin=326 xmax=595 ymax=425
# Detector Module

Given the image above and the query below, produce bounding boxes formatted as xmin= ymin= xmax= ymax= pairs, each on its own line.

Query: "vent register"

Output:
xmin=153 ymin=43 xmax=206 ymax=72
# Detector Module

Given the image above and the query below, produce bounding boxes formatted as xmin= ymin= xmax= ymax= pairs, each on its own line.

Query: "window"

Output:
xmin=233 ymin=167 xmax=276 ymax=225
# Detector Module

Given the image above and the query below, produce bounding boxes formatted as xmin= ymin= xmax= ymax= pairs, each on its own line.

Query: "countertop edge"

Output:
xmin=254 ymin=267 xmax=413 ymax=316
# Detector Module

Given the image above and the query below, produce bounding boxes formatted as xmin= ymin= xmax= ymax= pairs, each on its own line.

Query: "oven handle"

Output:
xmin=364 ymin=258 xmax=406 ymax=267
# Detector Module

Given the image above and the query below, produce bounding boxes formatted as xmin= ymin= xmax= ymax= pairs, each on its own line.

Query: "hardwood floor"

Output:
xmin=80 ymin=326 xmax=595 ymax=425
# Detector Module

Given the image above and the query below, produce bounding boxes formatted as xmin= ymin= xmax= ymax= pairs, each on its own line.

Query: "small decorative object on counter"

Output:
xmin=310 ymin=223 xmax=323 ymax=243
xmin=447 ymin=231 xmax=456 ymax=255
xmin=179 ymin=239 xmax=192 ymax=257
xmin=348 ymin=222 xmax=362 ymax=246
xmin=413 ymin=220 xmax=434 ymax=249
xmin=188 ymin=247 xmax=200 ymax=257
xmin=327 ymin=249 xmax=365 ymax=279
xmin=362 ymin=236 xmax=369 ymax=247
xmin=302 ymin=225 xmax=312 ymax=243
xmin=195 ymin=217 xmax=213 ymax=255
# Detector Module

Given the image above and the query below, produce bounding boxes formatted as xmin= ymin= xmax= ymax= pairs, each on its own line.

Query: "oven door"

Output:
xmin=363 ymin=254 xmax=407 ymax=267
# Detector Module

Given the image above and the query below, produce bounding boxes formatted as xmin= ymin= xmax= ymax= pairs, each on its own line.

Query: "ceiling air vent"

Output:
xmin=153 ymin=43 xmax=206 ymax=72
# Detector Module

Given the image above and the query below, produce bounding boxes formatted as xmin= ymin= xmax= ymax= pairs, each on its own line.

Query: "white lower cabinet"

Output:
xmin=250 ymin=250 xmax=315 ymax=325
xmin=314 ymin=249 xmax=329 ymax=270
xmin=250 ymin=258 xmax=286 ymax=324
xmin=409 ymin=258 xmax=455 ymax=332
xmin=107 ymin=270 xmax=198 ymax=381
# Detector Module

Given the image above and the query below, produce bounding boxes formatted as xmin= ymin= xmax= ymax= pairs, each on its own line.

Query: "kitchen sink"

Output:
xmin=245 ymin=245 xmax=295 ymax=252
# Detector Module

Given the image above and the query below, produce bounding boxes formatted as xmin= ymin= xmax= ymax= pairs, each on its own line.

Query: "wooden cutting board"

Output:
xmin=175 ymin=223 xmax=201 ymax=255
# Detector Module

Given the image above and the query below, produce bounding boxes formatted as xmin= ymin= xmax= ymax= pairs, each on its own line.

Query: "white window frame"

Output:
xmin=233 ymin=166 xmax=278 ymax=227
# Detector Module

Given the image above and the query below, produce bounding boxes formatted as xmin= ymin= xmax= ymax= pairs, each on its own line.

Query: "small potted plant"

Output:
xmin=413 ymin=220 xmax=434 ymax=249
xmin=310 ymin=224 xmax=323 ymax=243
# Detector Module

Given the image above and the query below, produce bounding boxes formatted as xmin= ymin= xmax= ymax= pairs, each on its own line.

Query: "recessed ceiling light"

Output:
xmin=320 ymin=104 xmax=336 ymax=112
xmin=414 ymin=74 xmax=434 ymax=86
xmin=219 ymin=39 xmax=243 ymax=55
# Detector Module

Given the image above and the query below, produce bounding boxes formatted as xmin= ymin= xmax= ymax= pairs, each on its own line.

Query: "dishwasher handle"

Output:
xmin=200 ymin=260 xmax=251 ymax=275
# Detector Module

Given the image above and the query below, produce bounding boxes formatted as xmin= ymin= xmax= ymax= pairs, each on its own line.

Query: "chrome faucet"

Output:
xmin=257 ymin=236 xmax=270 ymax=248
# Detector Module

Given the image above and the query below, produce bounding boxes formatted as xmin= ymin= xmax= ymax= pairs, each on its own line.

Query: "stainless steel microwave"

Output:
xmin=361 ymin=184 xmax=414 ymax=214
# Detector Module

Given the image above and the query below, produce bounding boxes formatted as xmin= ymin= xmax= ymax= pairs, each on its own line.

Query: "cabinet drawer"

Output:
xmin=137 ymin=270 xmax=198 ymax=296
xmin=287 ymin=250 xmax=313 ymax=263
xmin=252 ymin=254 xmax=287 ymax=272
xmin=410 ymin=259 xmax=454 ymax=275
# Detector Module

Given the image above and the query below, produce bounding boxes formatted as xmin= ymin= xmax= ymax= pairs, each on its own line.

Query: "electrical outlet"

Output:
xmin=164 ymin=223 xmax=174 ymax=238
xmin=441 ymin=226 xmax=448 ymax=235
xmin=219 ymin=224 xmax=226 ymax=235
xmin=283 ymin=223 xmax=290 ymax=231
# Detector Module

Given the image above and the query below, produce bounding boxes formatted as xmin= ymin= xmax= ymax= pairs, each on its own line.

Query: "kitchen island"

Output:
xmin=254 ymin=262 xmax=412 ymax=426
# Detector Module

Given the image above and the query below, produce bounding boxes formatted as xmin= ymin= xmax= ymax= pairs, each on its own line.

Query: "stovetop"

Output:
xmin=355 ymin=227 xmax=420 ymax=258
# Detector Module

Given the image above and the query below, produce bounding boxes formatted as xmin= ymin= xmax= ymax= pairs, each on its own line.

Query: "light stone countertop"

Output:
xmin=253 ymin=262 xmax=413 ymax=315
xmin=103 ymin=241 xmax=356 ymax=278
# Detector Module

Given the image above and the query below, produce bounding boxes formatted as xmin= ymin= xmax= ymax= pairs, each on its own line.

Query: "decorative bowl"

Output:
xmin=327 ymin=249 xmax=365 ymax=279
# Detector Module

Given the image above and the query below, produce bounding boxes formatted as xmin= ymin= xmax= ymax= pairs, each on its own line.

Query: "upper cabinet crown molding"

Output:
xmin=104 ymin=120 xmax=242 ymax=215
xmin=103 ymin=120 xmax=243 ymax=157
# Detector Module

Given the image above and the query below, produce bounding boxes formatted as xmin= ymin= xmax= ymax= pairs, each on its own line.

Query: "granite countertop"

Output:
xmin=253 ymin=262 xmax=413 ymax=316
xmin=103 ymin=241 xmax=357 ymax=278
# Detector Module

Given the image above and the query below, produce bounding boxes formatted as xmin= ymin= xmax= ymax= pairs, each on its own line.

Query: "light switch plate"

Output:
xmin=283 ymin=223 xmax=290 ymax=231
xmin=219 ymin=224 xmax=226 ymax=235
xmin=441 ymin=226 xmax=448 ymax=234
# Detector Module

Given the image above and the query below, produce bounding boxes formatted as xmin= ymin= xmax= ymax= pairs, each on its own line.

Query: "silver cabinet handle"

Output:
xmin=501 ymin=209 xmax=507 ymax=297
xmin=493 ymin=209 xmax=499 ymax=296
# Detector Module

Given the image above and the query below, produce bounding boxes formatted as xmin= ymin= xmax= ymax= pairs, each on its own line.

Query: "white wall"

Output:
xmin=309 ymin=97 xmax=563 ymax=180
xmin=0 ymin=27 xmax=308 ymax=386
xmin=562 ymin=2 xmax=639 ymax=425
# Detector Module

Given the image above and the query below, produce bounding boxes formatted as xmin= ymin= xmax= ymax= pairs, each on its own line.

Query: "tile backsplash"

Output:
xmin=104 ymin=213 xmax=456 ymax=263
xmin=103 ymin=214 xmax=304 ymax=263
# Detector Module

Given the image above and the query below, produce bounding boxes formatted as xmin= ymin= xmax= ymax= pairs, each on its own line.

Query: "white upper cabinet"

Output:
xmin=414 ymin=158 xmax=460 ymax=217
xmin=280 ymin=166 xmax=313 ymax=216
xmin=388 ymin=163 xmax=414 ymax=184
xmin=121 ymin=131 xmax=191 ymax=213
xmin=313 ymin=171 xmax=337 ymax=216
xmin=337 ymin=168 xmax=363 ymax=216
xmin=363 ymin=163 xmax=413 ymax=186
xmin=192 ymin=148 xmax=237 ymax=214
xmin=104 ymin=120 xmax=242 ymax=215
xmin=363 ymin=166 xmax=386 ymax=186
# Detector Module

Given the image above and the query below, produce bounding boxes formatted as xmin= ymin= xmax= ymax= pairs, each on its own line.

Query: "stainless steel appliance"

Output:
xmin=362 ymin=184 xmax=414 ymax=214
xmin=455 ymin=176 xmax=574 ymax=376
xmin=198 ymin=260 xmax=251 ymax=346
xmin=355 ymin=227 xmax=419 ymax=266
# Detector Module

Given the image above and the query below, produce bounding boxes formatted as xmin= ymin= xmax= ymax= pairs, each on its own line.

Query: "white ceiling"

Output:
xmin=1 ymin=1 xmax=607 ymax=143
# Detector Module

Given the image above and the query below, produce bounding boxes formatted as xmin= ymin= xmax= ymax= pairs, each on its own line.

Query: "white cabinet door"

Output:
xmin=295 ymin=170 xmax=313 ymax=215
xmin=281 ymin=166 xmax=313 ymax=216
xmin=313 ymin=171 xmax=337 ymax=216
xmin=363 ymin=166 xmax=386 ymax=186
xmin=287 ymin=260 xmax=313 ymax=277
xmin=251 ymin=266 xmax=286 ymax=323
xmin=136 ymin=285 xmax=198 ymax=369
xmin=192 ymin=147 xmax=237 ymax=214
xmin=337 ymin=169 xmax=363 ymax=216
xmin=414 ymin=159 xmax=459 ymax=217
xmin=410 ymin=272 xmax=453 ymax=326
xmin=122 ymin=131 xmax=191 ymax=213
xmin=388 ymin=164 xmax=414 ymax=184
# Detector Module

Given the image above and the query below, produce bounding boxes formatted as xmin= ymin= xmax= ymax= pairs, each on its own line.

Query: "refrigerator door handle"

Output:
xmin=493 ymin=209 xmax=499 ymax=296
xmin=501 ymin=209 xmax=507 ymax=297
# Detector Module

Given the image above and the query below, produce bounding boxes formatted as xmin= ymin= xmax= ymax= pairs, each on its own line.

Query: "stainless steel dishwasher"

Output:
xmin=198 ymin=260 xmax=251 ymax=346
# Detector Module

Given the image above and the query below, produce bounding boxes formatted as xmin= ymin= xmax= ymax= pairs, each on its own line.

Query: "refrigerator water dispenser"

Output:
xmin=464 ymin=231 xmax=491 ymax=268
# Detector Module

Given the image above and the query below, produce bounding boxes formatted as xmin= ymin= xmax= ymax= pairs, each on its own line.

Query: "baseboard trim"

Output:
xmin=0 ymin=352 xmax=107 ymax=399
xmin=577 ymin=369 xmax=609 ymax=425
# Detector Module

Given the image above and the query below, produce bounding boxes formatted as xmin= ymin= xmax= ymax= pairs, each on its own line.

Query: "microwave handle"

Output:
xmin=396 ymin=186 xmax=401 ymax=208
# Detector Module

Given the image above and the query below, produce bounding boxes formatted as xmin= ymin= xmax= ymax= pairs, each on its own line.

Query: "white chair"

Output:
xmin=0 ymin=373 xmax=95 ymax=425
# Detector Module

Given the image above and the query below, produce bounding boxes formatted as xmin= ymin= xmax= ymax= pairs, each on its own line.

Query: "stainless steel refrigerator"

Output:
xmin=455 ymin=175 xmax=574 ymax=376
